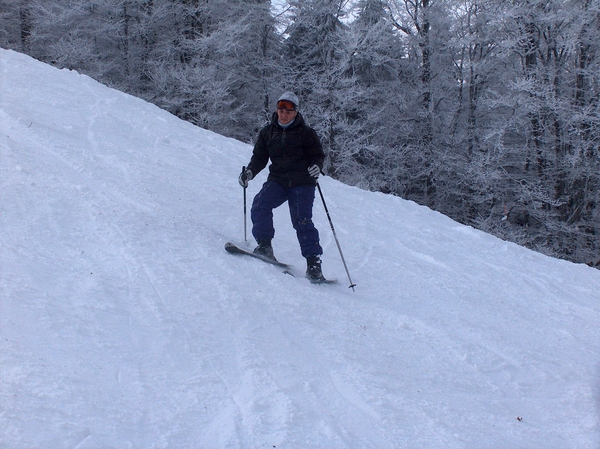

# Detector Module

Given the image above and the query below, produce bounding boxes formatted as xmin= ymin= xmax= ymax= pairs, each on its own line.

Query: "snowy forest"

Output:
xmin=2 ymin=0 xmax=599 ymax=267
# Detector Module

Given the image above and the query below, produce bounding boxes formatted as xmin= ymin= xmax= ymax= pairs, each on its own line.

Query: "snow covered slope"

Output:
xmin=2 ymin=49 xmax=600 ymax=448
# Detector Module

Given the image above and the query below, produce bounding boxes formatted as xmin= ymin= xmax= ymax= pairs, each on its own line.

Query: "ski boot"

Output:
xmin=306 ymin=255 xmax=326 ymax=283
xmin=253 ymin=239 xmax=275 ymax=260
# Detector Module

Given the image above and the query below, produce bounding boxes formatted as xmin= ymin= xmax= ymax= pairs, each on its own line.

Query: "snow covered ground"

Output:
xmin=2 ymin=49 xmax=600 ymax=448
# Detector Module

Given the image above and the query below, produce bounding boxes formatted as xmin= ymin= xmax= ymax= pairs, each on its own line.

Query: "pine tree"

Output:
xmin=282 ymin=0 xmax=352 ymax=158
xmin=330 ymin=0 xmax=409 ymax=192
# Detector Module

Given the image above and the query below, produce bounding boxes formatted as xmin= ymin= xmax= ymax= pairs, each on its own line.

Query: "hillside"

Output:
xmin=1 ymin=49 xmax=600 ymax=448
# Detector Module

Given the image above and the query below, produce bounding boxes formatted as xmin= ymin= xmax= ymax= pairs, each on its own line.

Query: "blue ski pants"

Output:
xmin=251 ymin=181 xmax=323 ymax=258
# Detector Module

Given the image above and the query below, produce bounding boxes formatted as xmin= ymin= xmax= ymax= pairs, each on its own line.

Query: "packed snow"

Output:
xmin=2 ymin=49 xmax=600 ymax=448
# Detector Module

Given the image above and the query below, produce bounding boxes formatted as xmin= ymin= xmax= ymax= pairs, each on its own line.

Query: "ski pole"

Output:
xmin=316 ymin=182 xmax=356 ymax=291
xmin=244 ymin=186 xmax=247 ymax=242
xmin=242 ymin=166 xmax=247 ymax=242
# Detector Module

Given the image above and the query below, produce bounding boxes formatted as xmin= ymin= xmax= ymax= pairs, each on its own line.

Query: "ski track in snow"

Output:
xmin=2 ymin=49 xmax=600 ymax=448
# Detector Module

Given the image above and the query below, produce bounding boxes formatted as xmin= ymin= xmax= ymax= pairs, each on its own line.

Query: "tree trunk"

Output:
xmin=19 ymin=0 xmax=31 ymax=51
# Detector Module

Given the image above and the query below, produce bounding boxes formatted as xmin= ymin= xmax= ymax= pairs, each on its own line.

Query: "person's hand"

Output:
xmin=308 ymin=164 xmax=321 ymax=179
xmin=238 ymin=168 xmax=253 ymax=187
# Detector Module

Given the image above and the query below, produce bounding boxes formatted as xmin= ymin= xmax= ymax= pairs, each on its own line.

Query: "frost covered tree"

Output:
xmin=431 ymin=0 xmax=510 ymax=225
xmin=138 ymin=0 xmax=282 ymax=142
xmin=210 ymin=0 xmax=284 ymax=138
xmin=140 ymin=0 xmax=281 ymax=141
xmin=329 ymin=0 xmax=411 ymax=192
xmin=474 ymin=0 xmax=600 ymax=265
xmin=0 ymin=0 xmax=117 ymax=80
xmin=281 ymin=0 xmax=353 ymax=155
xmin=381 ymin=0 xmax=457 ymax=206
xmin=0 ymin=0 xmax=31 ymax=50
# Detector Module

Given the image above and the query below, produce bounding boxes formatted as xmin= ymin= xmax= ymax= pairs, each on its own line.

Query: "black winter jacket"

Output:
xmin=247 ymin=112 xmax=325 ymax=188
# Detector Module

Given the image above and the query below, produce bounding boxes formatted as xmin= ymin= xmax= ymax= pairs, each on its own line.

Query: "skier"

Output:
xmin=238 ymin=91 xmax=327 ymax=282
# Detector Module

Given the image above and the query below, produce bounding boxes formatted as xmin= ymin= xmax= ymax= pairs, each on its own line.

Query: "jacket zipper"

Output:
xmin=280 ymin=128 xmax=292 ymax=187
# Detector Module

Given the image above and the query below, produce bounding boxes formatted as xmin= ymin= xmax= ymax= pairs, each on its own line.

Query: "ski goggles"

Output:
xmin=277 ymin=100 xmax=296 ymax=112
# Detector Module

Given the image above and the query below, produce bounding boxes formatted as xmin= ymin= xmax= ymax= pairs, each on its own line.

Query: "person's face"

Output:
xmin=277 ymin=100 xmax=297 ymax=125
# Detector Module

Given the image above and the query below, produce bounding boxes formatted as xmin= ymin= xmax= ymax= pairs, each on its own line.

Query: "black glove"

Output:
xmin=238 ymin=167 xmax=253 ymax=187
xmin=308 ymin=164 xmax=321 ymax=179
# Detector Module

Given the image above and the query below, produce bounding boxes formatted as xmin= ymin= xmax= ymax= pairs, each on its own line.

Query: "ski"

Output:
xmin=309 ymin=278 xmax=338 ymax=285
xmin=224 ymin=242 xmax=292 ymax=269
xmin=224 ymin=242 xmax=338 ymax=284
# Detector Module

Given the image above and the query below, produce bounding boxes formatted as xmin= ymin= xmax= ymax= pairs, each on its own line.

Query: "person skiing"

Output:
xmin=238 ymin=91 xmax=327 ymax=282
